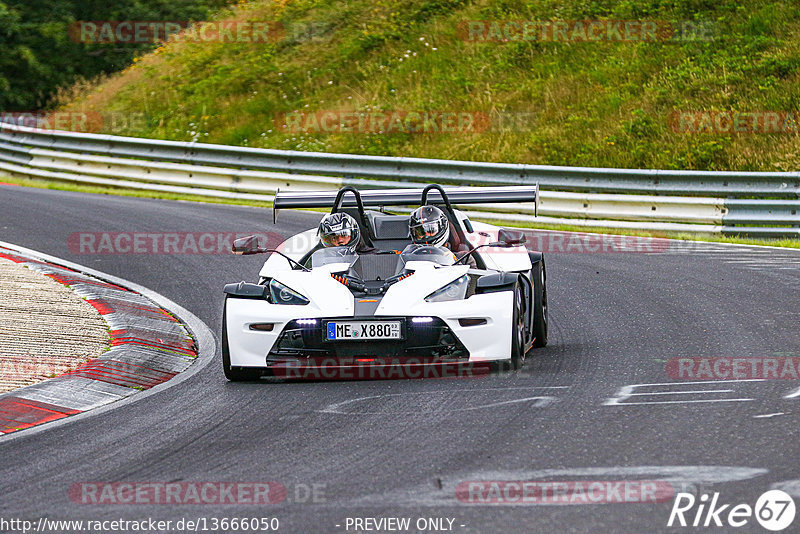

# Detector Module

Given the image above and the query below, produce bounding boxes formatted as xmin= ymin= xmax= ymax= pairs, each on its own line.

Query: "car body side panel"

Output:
xmin=226 ymin=273 xmax=354 ymax=368
xmin=466 ymin=220 xmax=533 ymax=272
xmin=226 ymin=298 xmax=293 ymax=368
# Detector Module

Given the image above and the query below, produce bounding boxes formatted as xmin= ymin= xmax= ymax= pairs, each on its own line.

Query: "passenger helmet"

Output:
xmin=409 ymin=205 xmax=450 ymax=247
xmin=318 ymin=212 xmax=361 ymax=252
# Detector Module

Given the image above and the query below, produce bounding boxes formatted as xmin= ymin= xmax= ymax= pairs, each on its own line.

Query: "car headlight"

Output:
xmin=425 ymin=275 xmax=469 ymax=303
xmin=268 ymin=279 xmax=309 ymax=305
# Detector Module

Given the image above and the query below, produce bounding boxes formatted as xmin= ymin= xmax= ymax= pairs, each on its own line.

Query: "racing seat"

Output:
xmin=366 ymin=211 xmax=479 ymax=266
xmin=447 ymin=221 xmax=468 ymax=253
xmin=366 ymin=212 xmax=413 ymax=251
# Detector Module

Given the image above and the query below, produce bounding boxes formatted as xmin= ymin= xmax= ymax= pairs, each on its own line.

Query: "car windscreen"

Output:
xmin=310 ymin=246 xmax=359 ymax=268
xmin=399 ymin=244 xmax=456 ymax=267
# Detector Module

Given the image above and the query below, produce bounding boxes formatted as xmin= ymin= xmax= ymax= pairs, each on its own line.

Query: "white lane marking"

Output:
xmin=785 ymin=386 xmax=800 ymax=399
xmin=319 ymin=386 xmax=568 ymax=415
xmin=321 ymin=394 xmax=557 ymax=415
xmin=609 ymin=398 xmax=753 ymax=406
xmin=753 ymin=412 xmax=785 ymax=418
xmin=725 ymin=258 xmax=800 ymax=261
xmin=665 ymin=246 xmax=800 ymax=272
xmin=626 ymin=389 xmax=733 ymax=396
xmin=615 ymin=379 xmax=764 ymax=387
xmin=771 ymin=480 xmax=800 ymax=498
xmin=724 ymin=261 xmax=800 ymax=266
xmin=605 ymin=380 xmax=764 ymax=406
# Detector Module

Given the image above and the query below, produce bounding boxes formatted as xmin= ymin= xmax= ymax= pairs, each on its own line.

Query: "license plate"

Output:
xmin=326 ymin=321 xmax=402 ymax=341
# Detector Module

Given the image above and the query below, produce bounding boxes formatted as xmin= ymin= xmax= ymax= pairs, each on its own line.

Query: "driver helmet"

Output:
xmin=409 ymin=205 xmax=450 ymax=247
xmin=318 ymin=212 xmax=361 ymax=252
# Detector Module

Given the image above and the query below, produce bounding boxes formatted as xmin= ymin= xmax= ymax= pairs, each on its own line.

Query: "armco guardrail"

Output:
xmin=0 ymin=121 xmax=798 ymax=236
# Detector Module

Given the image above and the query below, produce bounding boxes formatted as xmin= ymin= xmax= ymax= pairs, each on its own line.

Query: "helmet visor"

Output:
xmin=320 ymin=228 xmax=355 ymax=248
xmin=410 ymin=220 xmax=445 ymax=243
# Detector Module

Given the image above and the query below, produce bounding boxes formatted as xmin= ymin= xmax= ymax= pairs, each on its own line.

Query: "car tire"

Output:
xmin=222 ymin=300 xmax=265 ymax=381
xmin=531 ymin=258 xmax=548 ymax=348
xmin=509 ymin=281 xmax=526 ymax=370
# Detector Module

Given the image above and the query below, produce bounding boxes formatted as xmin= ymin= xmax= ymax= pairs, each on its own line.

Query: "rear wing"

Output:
xmin=273 ymin=185 xmax=539 ymax=221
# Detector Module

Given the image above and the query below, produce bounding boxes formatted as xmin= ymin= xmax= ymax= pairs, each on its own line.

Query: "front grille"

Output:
xmin=267 ymin=317 xmax=469 ymax=363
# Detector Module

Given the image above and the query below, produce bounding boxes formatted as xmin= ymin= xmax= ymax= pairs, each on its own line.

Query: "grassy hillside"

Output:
xmin=61 ymin=0 xmax=800 ymax=171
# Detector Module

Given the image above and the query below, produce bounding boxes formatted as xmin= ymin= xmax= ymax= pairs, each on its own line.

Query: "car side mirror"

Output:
xmin=497 ymin=229 xmax=527 ymax=247
xmin=232 ymin=235 xmax=265 ymax=255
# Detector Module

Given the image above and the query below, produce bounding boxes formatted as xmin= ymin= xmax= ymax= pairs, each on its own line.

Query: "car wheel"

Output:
xmin=509 ymin=281 xmax=526 ymax=370
xmin=222 ymin=300 xmax=265 ymax=381
xmin=531 ymin=259 xmax=548 ymax=348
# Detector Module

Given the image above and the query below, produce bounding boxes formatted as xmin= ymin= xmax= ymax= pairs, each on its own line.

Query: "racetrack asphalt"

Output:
xmin=0 ymin=184 xmax=799 ymax=533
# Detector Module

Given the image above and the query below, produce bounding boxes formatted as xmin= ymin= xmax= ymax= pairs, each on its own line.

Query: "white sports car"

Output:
xmin=222 ymin=185 xmax=547 ymax=380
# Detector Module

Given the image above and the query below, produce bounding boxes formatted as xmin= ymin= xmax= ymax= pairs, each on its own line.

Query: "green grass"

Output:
xmin=5 ymin=173 xmax=798 ymax=249
xmin=60 ymin=0 xmax=800 ymax=172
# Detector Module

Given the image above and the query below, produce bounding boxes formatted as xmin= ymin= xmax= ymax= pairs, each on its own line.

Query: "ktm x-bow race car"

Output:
xmin=222 ymin=185 xmax=547 ymax=380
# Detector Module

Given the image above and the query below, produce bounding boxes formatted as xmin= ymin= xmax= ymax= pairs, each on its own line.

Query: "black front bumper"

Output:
xmin=266 ymin=316 xmax=470 ymax=365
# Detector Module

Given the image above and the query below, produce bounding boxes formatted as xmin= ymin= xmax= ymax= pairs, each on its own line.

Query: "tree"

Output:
xmin=0 ymin=0 xmax=232 ymax=111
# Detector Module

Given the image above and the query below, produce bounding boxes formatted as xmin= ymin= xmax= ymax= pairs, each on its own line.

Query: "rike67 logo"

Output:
xmin=668 ymin=490 xmax=795 ymax=531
